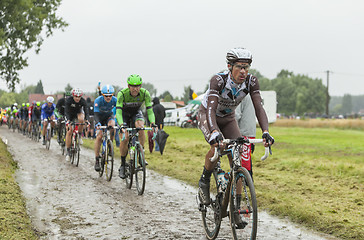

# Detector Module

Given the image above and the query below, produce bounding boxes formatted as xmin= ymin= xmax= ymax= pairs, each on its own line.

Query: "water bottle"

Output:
xmin=217 ymin=169 xmax=225 ymax=193
xmin=129 ymin=146 xmax=135 ymax=157
xmin=221 ymin=172 xmax=230 ymax=191
xmin=102 ymin=141 xmax=106 ymax=154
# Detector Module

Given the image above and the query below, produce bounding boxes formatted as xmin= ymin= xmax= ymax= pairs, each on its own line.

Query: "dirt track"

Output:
xmin=0 ymin=127 xmax=337 ymax=240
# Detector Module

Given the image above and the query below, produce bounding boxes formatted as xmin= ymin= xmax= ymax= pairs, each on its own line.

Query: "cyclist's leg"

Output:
xmin=118 ymin=112 xmax=131 ymax=179
xmin=197 ymin=108 xmax=218 ymax=204
xmin=134 ymin=110 xmax=145 ymax=148
xmin=107 ymin=116 xmax=115 ymax=141
xmin=42 ymin=119 xmax=48 ymax=144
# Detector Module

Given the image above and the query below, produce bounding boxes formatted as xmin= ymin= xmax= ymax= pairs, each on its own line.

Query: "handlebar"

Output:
xmin=210 ymin=138 xmax=272 ymax=163
xmin=120 ymin=127 xmax=154 ymax=141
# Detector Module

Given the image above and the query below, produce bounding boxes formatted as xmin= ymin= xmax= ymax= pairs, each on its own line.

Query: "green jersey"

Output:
xmin=116 ymin=87 xmax=155 ymax=125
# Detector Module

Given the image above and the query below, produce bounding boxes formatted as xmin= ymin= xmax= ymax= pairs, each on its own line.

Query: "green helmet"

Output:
xmin=22 ymin=103 xmax=25 ymax=107
xmin=26 ymin=103 xmax=30 ymax=107
xmin=36 ymin=102 xmax=41 ymax=107
xmin=127 ymin=74 xmax=142 ymax=86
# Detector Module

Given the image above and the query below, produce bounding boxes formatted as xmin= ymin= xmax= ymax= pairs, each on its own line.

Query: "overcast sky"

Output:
xmin=3 ymin=0 xmax=364 ymax=97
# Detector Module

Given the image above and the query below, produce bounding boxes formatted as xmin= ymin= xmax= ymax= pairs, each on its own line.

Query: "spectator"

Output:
xmin=152 ymin=97 xmax=166 ymax=151
xmin=235 ymin=95 xmax=256 ymax=178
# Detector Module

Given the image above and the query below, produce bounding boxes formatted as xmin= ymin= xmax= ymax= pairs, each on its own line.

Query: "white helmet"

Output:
xmin=47 ymin=96 xmax=54 ymax=103
xmin=226 ymin=47 xmax=253 ymax=64
xmin=13 ymin=103 xmax=18 ymax=107
xmin=72 ymin=88 xmax=83 ymax=97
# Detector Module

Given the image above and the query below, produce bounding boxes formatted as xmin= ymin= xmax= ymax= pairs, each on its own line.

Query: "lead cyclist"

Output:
xmin=197 ymin=47 xmax=275 ymax=227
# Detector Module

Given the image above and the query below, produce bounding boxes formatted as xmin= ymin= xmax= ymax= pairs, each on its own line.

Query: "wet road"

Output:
xmin=0 ymin=128 xmax=337 ymax=240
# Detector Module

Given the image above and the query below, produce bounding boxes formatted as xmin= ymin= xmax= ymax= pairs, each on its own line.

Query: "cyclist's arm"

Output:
xmin=81 ymin=98 xmax=89 ymax=121
xmin=144 ymin=90 xmax=155 ymax=125
xmin=250 ymin=76 xmax=269 ymax=132
xmin=115 ymin=91 xmax=124 ymax=125
xmin=41 ymin=104 xmax=46 ymax=121
xmin=206 ymin=75 xmax=223 ymax=133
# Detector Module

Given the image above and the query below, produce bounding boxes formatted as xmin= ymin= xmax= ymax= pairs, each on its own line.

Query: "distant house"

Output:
xmin=28 ymin=93 xmax=92 ymax=104
xmin=172 ymin=100 xmax=185 ymax=108
xmin=28 ymin=94 xmax=63 ymax=104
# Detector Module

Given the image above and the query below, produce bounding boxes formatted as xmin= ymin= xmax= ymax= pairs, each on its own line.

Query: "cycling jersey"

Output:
xmin=65 ymin=96 xmax=89 ymax=121
xmin=94 ymin=95 xmax=117 ymax=124
xmin=32 ymin=106 xmax=41 ymax=122
xmin=115 ymin=88 xmax=155 ymax=125
xmin=41 ymin=103 xmax=56 ymax=121
xmin=199 ymin=70 xmax=268 ymax=142
xmin=56 ymin=97 xmax=66 ymax=116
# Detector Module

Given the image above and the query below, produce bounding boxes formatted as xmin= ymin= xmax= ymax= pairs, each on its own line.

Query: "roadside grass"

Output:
xmin=0 ymin=138 xmax=38 ymax=240
xmin=78 ymin=125 xmax=364 ymax=239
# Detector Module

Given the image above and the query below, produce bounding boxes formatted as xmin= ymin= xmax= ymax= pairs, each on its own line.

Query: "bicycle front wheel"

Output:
xmin=75 ymin=134 xmax=80 ymax=167
xmin=46 ymin=128 xmax=51 ymax=150
xmin=135 ymin=143 xmax=146 ymax=195
xmin=105 ymin=139 xmax=114 ymax=181
xmin=201 ymin=173 xmax=222 ymax=240
xmin=229 ymin=167 xmax=257 ymax=240
xmin=125 ymin=156 xmax=133 ymax=189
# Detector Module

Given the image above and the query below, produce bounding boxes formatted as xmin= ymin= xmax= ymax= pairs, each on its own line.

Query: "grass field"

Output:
xmin=0 ymin=139 xmax=38 ymax=239
xmin=85 ymin=124 xmax=364 ymax=240
xmin=1 ymin=119 xmax=363 ymax=239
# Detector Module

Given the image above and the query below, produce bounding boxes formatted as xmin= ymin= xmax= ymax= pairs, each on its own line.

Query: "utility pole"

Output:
xmin=326 ymin=70 xmax=330 ymax=116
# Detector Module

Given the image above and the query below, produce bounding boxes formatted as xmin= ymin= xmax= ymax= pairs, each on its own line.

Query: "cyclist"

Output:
xmin=64 ymin=88 xmax=89 ymax=161
xmin=93 ymin=85 xmax=117 ymax=172
xmin=86 ymin=97 xmax=95 ymax=139
xmin=41 ymin=96 xmax=57 ymax=145
xmin=30 ymin=101 xmax=42 ymax=138
xmin=197 ymin=47 xmax=275 ymax=216
xmin=19 ymin=103 xmax=26 ymax=134
xmin=55 ymin=91 xmax=71 ymax=143
xmin=115 ymin=74 xmax=156 ymax=179
xmin=9 ymin=103 xmax=18 ymax=128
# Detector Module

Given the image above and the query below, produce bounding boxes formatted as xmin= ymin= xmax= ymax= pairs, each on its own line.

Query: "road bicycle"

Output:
xmin=56 ymin=119 xmax=66 ymax=155
xmin=98 ymin=125 xmax=118 ymax=181
xmin=121 ymin=126 xmax=153 ymax=195
xmin=68 ymin=122 xmax=86 ymax=166
xmin=45 ymin=119 xmax=57 ymax=150
xmin=198 ymin=137 xmax=272 ymax=240
xmin=31 ymin=120 xmax=41 ymax=142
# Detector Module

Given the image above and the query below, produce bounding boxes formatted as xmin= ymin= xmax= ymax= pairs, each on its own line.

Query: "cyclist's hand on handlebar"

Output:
xmin=120 ymin=123 xmax=127 ymax=133
xmin=151 ymin=123 xmax=158 ymax=132
xmin=209 ymin=130 xmax=223 ymax=146
xmin=262 ymin=132 xmax=274 ymax=147
xmin=95 ymin=122 xmax=101 ymax=129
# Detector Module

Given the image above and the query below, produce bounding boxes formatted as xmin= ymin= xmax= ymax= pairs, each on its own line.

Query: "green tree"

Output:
xmin=342 ymin=94 xmax=352 ymax=115
xmin=0 ymin=0 xmax=68 ymax=91
xmin=65 ymin=83 xmax=73 ymax=92
xmin=159 ymin=91 xmax=173 ymax=100
xmin=34 ymin=80 xmax=44 ymax=94
xmin=142 ymin=82 xmax=157 ymax=97
xmin=164 ymin=94 xmax=172 ymax=102
xmin=182 ymin=85 xmax=192 ymax=104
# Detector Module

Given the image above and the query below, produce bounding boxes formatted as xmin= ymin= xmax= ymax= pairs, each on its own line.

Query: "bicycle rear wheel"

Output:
xmin=135 ymin=143 xmax=146 ymax=195
xmin=105 ymin=139 xmax=114 ymax=181
xmin=229 ymin=167 xmax=257 ymax=240
xmin=201 ymin=173 xmax=222 ymax=240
